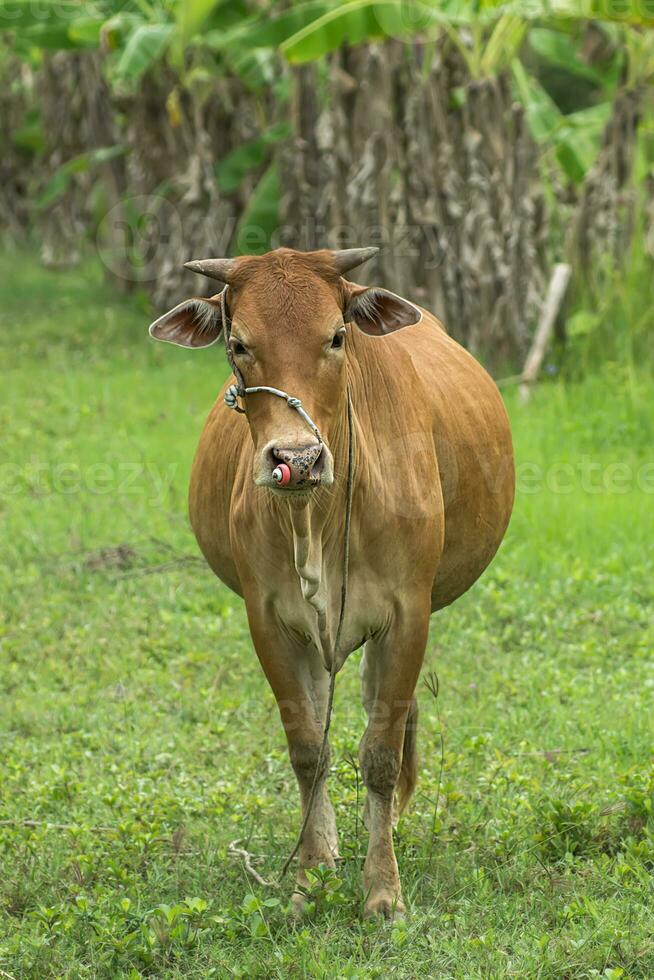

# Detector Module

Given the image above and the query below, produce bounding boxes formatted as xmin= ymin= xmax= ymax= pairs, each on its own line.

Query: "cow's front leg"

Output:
xmin=359 ymin=604 xmax=429 ymax=920
xmin=247 ymin=612 xmax=338 ymax=914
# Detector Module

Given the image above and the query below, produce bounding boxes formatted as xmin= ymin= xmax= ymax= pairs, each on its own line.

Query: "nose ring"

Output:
xmin=272 ymin=463 xmax=292 ymax=487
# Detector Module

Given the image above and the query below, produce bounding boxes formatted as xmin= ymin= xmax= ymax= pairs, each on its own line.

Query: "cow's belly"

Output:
xmin=430 ymin=434 xmax=514 ymax=611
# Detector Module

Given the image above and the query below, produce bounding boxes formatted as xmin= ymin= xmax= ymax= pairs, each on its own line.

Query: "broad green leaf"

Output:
xmin=512 ymin=56 xmax=562 ymax=144
xmin=276 ymin=0 xmax=568 ymax=64
xmin=37 ymin=146 xmax=128 ymax=210
xmin=19 ymin=17 xmax=104 ymax=50
xmin=567 ymin=310 xmax=602 ymax=338
xmin=565 ymin=102 xmax=612 ymax=130
xmin=528 ymin=27 xmax=606 ymax=85
xmin=176 ymin=0 xmax=224 ymax=45
xmin=114 ymin=24 xmax=173 ymax=83
xmin=225 ymin=46 xmax=279 ymax=91
xmin=68 ymin=17 xmax=105 ymax=46
xmin=513 ymin=57 xmax=610 ymax=181
xmin=215 ymin=122 xmax=291 ymax=193
xmin=554 ymin=102 xmax=610 ymax=182
xmin=203 ymin=1 xmax=335 ymax=53
xmin=280 ymin=0 xmax=441 ymax=64
xmin=36 ymin=169 xmax=74 ymax=210
xmin=233 ymin=162 xmax=280 ymax=255
xmin=281 ymin=0 xmax=410 ymax=64
xmin=555 ymin=140 xmax=586 ymax=183
xmin=171 ymin=0 xmax=227 ymax=69
xmin=480 ymin=14 xmax=526 ymax=76
xmin=101 ymin=12 xmax=147 ymax=50
xmin=20 ymin=23 xmax=82 ymax=50
xmin=12 ymin=112 xmax=45 ymax=154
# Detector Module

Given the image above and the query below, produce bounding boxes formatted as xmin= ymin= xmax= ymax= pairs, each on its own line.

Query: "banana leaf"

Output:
xmin=36 ymin=145 xmax=128 ymax=210
xmin=233 ymin=162 xmax=280 ymax=255
xmin=215 ymin=122 xmax=291 ymax=193
xmin=529 ymin=27 xmax=608 ymax=86
xmin=114 ymin=23 xmax=173 ymax=84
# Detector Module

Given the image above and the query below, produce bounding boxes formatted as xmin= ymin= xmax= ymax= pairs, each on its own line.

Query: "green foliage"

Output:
xmin=204 ymin=0 xmax=336 ymax=53
xmin=36 ymin=145 xmax=128 ymax=210
xmin=0 ymin=0 xmax=90 ymax=31
xmin=529 ymin=26 xmax=610 ymax=86
xmin=1 ymin=0 xmax=653 ymax=246
xmin=215 ymin=121 xmax=291 ymax=193
xmin=11 ymin=109 xmax=45 ymax=154
xmin=279 ymin=0 xmax=435 ymax=64
xmin=114 ymin=23 xmax=174 ymax=85
xmin=563 ymin=224 xmax=654 ymax=373
xmin=175 ymin=0 xmax=227 ymax=49
xmin=512 ymin=56 xmax=611 ymax=182
xmin=0 ymin=252 xmax=653 ymax=976
xmin=232 ymin=161 xmax=281 ymax=254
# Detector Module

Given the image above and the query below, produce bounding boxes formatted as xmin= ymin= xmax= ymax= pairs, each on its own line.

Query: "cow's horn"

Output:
xmin=184 ymin=258 xmax=235 ymax=283
xmin=331 ymin=247 xmax=379 ymax=274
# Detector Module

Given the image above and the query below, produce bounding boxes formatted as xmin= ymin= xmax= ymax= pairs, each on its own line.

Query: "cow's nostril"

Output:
xmin=271 ymin=444 xmax=324 ymax=487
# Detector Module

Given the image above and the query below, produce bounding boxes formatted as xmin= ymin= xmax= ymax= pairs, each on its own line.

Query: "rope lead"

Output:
xmin=220 ymin=290 xmax=354 ymax=881
xmin=279 ymin=389 xmax=354 ymax=880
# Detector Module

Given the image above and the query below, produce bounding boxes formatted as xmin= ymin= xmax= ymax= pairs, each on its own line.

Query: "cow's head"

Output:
xmin=149 ymin=248 xmax=421 ymax=495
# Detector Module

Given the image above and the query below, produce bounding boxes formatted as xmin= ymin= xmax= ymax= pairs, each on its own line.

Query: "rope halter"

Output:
xmin=220 ymin=290 xmax=324 ymax=445
xmin=224 ymin=383 xmax=323 ymax=444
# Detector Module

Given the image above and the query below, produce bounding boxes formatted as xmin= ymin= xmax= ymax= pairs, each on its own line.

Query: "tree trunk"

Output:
xmin=278 ymin=40 xmax=549 ymax=368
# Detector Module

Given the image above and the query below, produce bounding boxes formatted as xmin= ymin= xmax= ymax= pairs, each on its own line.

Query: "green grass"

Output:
xmin=1 ymin=251 xmax=653 ymax=978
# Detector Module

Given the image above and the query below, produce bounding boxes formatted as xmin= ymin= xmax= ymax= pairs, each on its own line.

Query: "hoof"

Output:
xmin=363 ymin=893 xmax=406 ymax=922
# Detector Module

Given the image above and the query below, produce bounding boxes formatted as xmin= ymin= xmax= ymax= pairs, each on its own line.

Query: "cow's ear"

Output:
xmin=149 ymin=293 xmax=224 ymax=348
xmin=344 ymin=284 xmax=422 ymax=336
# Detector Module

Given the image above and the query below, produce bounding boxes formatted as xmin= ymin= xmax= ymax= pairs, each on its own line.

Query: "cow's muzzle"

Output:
xmin=268 ymin=443 xmax=326 ymax=490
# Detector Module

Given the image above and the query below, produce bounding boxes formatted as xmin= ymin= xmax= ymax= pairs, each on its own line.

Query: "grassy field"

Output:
xmin=1 ymin=251 xmax=653 ymax=978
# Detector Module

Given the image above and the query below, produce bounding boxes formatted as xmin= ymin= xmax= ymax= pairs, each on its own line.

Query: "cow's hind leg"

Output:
xmin=359 ymin=607 xmax=428 ymax=919
xmin=247 ymin=615 xmax=338 ymax=915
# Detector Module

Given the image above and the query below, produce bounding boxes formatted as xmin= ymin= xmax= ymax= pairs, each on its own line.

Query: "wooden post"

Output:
xmin=519 ymin=263 xmax=571 ymax=403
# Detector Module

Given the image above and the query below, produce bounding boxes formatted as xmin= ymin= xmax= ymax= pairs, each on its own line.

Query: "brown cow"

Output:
xmin=149 ymin=247 xmax=514 ymax=919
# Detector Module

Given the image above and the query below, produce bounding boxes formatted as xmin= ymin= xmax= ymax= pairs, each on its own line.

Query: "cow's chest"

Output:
xmin=271 ymin=567 xmax=389 ymax=667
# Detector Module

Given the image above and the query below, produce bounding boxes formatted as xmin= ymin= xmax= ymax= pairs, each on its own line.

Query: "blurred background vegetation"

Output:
xmin=1 ymin=0 xmax=653 ymax=370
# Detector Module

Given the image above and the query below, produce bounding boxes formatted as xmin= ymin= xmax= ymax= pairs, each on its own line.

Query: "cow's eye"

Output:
xmin=231 ymin=340 xmax=247 ymax=356
xmin=331 ymin=331 xmax=345 ymax=350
